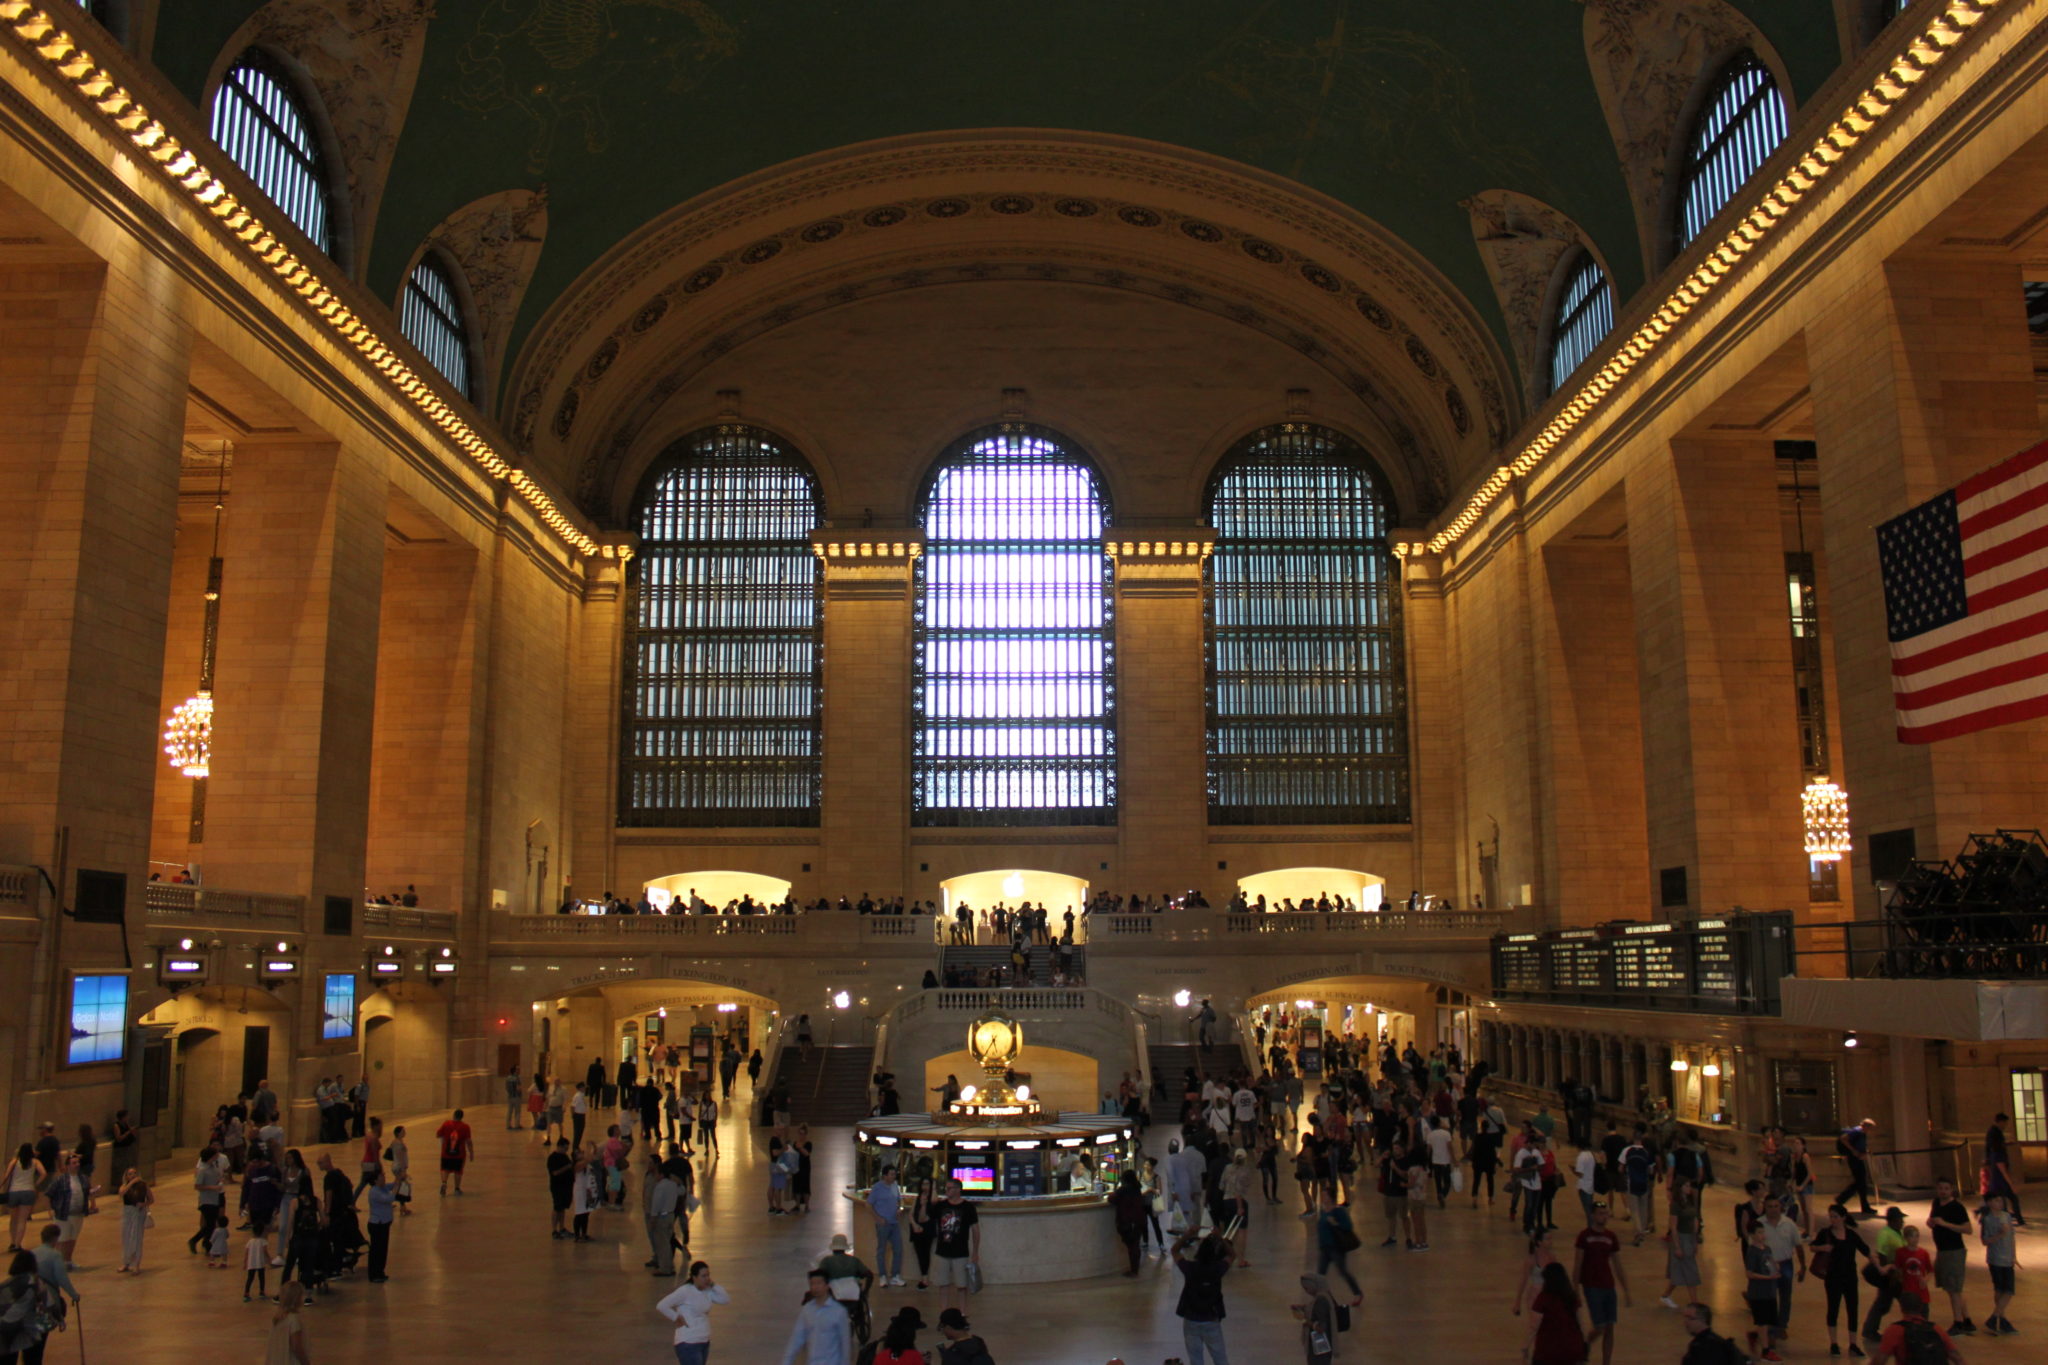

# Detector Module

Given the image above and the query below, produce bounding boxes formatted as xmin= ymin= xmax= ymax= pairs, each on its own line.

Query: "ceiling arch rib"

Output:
xmin=504 ymin=133 xmax=1518 ymax=517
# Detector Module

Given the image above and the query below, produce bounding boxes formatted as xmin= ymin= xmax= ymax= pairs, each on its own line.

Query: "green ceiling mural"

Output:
xmin=150 ymin=0 xmax=1844 ymax=390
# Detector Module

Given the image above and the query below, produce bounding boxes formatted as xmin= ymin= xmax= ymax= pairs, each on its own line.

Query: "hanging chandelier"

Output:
xmin=1802 ymin=775 xmax=1851 ymax=862
xmin=164 ymin=690 xmax=213 ymax=777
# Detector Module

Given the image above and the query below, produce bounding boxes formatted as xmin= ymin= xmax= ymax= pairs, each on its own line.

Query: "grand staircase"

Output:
xmin=766 ymin=1044 xmax=876 ymax=1125
xmin=937 ymin=943 xmax=1084 ymax=986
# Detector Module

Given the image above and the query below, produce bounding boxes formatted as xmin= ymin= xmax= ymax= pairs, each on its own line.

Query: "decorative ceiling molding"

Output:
xmin=1580 ymin=0 xmax=1790 ymax=275
xmin=207 ymin=0 xmax=433 ymax=283
xmin=504 ymin=132 xmax=1517 ymax=488
xmin=1464 ymin=190 xmax=1611 ymax=410
xmin=573 ymin=240 xmax=1451 ymax=527
xmin=410 ymin=186 xmax=548 ymax=415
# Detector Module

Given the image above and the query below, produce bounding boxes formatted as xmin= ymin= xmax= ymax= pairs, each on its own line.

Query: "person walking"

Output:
xmin=1312 ymin=1181 xmax=1362 ymax=1304
xmin=1660 ymin=1175 xmax=1702 ymax=1309
xmin=1172 ymin=1223 xmax=1239 ymax=1365
xmin=779 ymin=1269 xmax=854 ymax=1365
xmin=1811 ymin=1201 xmax=1874 ymax=1356
xmin=434 ymin=1109 xmax=473 ymax=1196
xmin=266 ymin=1282 xmax=309 ymax=1365
xmin=696 ymin=1093 xmax=718 ymax=1155
xmin=1572 ymin=1201 xmax=1629 ymax=1365
xmin=1679 ymin=1303 xmax=1751 ymax=1365
xmin=1111 ymin=1170 xmax=1149 ymax=1276
xmin=1982 ymin=1113 xmax=2023 ymax=1225
xmin=364 ymin=1168 xmax=395 ymax=1283
xmin=1526 ymin=1262 xmax=1589 ymax=1365
xmin=1838 ymin=1119 xmax=1879 ymax=1219
xmin=872 ymin=1306 xmax=929 ymax=1365
xmin=188 ymin=1144 xmax=226 ymax=1255
xmin=504 ymin=1066 xmax=524 ymax=1131
xmin=115 ymin=1168 xmax=153 ymax=1273
xmin=352 ymin=1117 xmax=384 ymax=1202
xmin=656 ymin=1260 xmax=729 ymax=1365
xmin=1980 ymin=1192 xmax=2018 ymax=1335
xmin=1861 ymin=1206 xmax=1910 ymax=1342
xmin=1743 ymin=1221 xmax=1787 ymax=1362
xmin=2 ymin=1148 xmax=44 ymax=1255
xmin=646 ymin=1162 xmax=681 ymax=1277
xmin=930 ymin=1178 xmax=980 ymax=1317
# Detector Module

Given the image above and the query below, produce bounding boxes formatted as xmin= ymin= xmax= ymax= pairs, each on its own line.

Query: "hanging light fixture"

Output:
xmin=164 ymin=450 xmax=229 ymax=839
xmin=1787 ymin=448 xmax=1851 ymax=864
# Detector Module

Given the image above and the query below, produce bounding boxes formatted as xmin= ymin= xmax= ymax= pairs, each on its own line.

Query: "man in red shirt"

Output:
xmin=1574 ymin=1200 xmax=1632 ymax=1365
xmin=435 ymin=1108 xmax=474 ymax=1196
xmin=1870 ymin=1293 xmax=1965 ymax=1365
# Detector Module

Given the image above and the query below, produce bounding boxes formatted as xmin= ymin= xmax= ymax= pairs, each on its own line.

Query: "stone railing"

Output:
xmin=1092 ymin=914 xmax=1154 ymax=937
xmin=860 ymin=916 xmax=922 ymax=940
xmin=501 ymin=912 xmax=802 ymax=938
xmin=362 ymin=904 xmax=457 ymax=936
xmin=1219 ymin=909 xmax=1509 ymax=935
xmin=143 ymin=882 xmax=304 ymax=924
xmin=931 ymin=987 xmax=1088 ymax=1013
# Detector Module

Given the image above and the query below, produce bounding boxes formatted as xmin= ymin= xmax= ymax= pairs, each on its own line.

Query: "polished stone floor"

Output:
xmin=57 ymin=1091 xmax=2037 ymax=1364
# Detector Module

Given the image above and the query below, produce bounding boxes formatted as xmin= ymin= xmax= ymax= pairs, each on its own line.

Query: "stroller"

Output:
xmin=322 ymin=1203 xmax=367 ymax=1278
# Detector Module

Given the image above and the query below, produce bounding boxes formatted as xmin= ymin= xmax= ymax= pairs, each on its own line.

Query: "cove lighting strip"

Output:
xmin=1394 ymin=0 xmax=2003 ymax=560
xmin=0 ymin=3 xmax=602 ymax=559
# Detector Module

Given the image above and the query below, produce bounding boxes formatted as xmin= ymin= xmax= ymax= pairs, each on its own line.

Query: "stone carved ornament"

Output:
xmin=1579 ymin=0 xmax=1774 ymax=274
xmin=1463 ymin=189 xmax=1598 ymax=410
xmin=418 ymin=187 xmax=549 ymax=413
xmin=214 ymin=0 xmax=434 ymax=279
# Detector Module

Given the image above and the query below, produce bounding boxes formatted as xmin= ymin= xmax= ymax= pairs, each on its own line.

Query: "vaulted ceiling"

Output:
xmin=150 ymin=0 xmax=1847 ymax=371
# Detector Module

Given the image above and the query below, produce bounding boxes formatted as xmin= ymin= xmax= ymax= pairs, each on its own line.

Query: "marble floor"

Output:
xmin=48 ymin=1092 xmax=2037 ymax=1364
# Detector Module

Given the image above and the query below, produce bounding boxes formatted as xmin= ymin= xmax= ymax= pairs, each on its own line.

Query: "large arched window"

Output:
xmin=620 ymin=427 xmax=823 ymax=827
xmin=400 ymin=252 xmax=474 ymax=399
xmin=914 ymin=426 xmax=1115 ymax=826
xmin=1206 ymin=425 xmax=1407 ymax=824
xmin=1676 ymin=52 xmax=1789 ymax=249
xmin=208 ymin=50 xmax=334 ymax=255
xmin=1548 ymin=252 xmax=1614 ymax=395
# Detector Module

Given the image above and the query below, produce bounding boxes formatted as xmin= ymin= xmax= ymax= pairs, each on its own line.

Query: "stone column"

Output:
xmin=1107 ymin=531 xmax=1214 ymax=893
xmin=1402 ymin=550 xmax=1462 ymax=899
xmin=366 ymin=539 xmax=484 ymax=911
xmin=205 ymin=440 xmax=387 ymax=908
xmin=0 ymin=260 xmax=189 ymax=1136
xmin=564 ymin=537 xmax=634 ymax=906
xmin=1626 ymin=439 xmax=1807 ymax=915
xmin=814 ymin=532 xmax=921 ymax=898
xmin=1807 ymin=258 xmax=2048 ymax=861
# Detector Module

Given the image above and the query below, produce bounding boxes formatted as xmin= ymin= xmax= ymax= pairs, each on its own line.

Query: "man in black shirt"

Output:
xmin=1983 ymin=1113 xmax=2022 ymax=1224
xmin=931 ymin=1179 xmax=980 ymax=1316
xmin=545 ymin=1139 xmax=573 ymax=1239
xmin=1173 ymin=1224 xmax=1240 ymax=1364
xmin=1679 ymin=1303 xmax=1749 ymax=1365
xmin=1926 ymin=1178 xmax=1977 ymax=1335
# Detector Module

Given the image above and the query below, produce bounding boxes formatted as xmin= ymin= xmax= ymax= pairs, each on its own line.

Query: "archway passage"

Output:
xmin=530 ymin=979 xmax=784 ymax=1116
xmin=139 ymin=987 xmax=291 ymax=1149
xmin=640 ymin=870 xmax=793 ymax=912
xmin=1235 ymin=866 xmax=1385 ymax=911
xmin=939 ymin=868 xmax=1089 ymax=915
xmin=1244 ymin=973 xmax=1478 ymax=1077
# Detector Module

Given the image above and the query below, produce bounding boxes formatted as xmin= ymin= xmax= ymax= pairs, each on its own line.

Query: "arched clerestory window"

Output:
xmin=1547 ymin=252 xmax=1614 ymax=395
xmin=914 ymin=425 xmax=1115 ymax=826
xmin=400 ymin=252 xmax=475 ymax=400
xmin=1206 ymin=425 xmax=1407 ymax=824
xmin=209 ymin=49 xmax=336 ymax=256
xmin=1676 ymin=51 xmax=1789 ymax=250
xmin=620 ymin=426 xmax=823 ymax=827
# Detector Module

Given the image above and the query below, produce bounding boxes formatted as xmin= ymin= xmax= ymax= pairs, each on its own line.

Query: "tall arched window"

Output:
xmin=1677 ymin=52 xmax=1789 ymax=249
xmin=621 ymin=427 xmax=823 ymax=827
xmin=915 ymin=426 xmax=1115 ymax=826
xmin=1206 ymin=425 xmax=1407 ymax=824
xmin=400 ymin=252 xmax=474 ymax=399
xmin=1548 ymin=252 xmax=1614 ymax=395
xmin=209 ymin=50 xmax=334 ymax=255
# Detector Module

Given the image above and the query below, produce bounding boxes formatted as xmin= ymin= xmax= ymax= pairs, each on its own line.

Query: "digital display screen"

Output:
xmin=369 ymin=961 xmax=402 ymax=975
xmin=322 ymin=973 xmax=356 ymax=1040
xmin=68 ymin=974 xmax=127 ymax=1065
xmin=162 ymin=958 xmax=205 ymax=975
xmin=262 ymin=959 xmax=299 ymax=976
xmin=951 ymin=1165 xmax=995 ymax=1193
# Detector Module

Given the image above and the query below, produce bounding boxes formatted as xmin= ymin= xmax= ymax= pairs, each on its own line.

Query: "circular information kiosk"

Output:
xmin=848 ymin=1011 xmax=1140 ymax=1285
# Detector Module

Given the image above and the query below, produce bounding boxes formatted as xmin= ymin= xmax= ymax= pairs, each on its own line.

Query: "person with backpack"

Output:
xmin=1196 ymin=999 xmax=1217 ymax=1050
xmin=1621 ymin=1130 xmax=1657 ymax=1244
xmin=1679 ymin=1303 xmax=1752 ymax=1365
xmin=1868 ymin=1293 xmax=1965 ymax=1365
xmin=0 ymin=1248 xmax=60 ymax=1365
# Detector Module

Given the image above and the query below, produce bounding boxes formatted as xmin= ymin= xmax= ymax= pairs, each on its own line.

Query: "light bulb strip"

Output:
xmin=1396 ymin=0 xmax=2004 ymax=561
xmin=0 ymin=4 xmax=598 ymax=558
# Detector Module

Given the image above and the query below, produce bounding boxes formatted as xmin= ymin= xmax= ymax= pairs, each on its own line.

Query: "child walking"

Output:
xmin=207 ymin=1217 xmax=231 ymax=1268
xmin=243 ymin=1231 xmax=270 ymax=1301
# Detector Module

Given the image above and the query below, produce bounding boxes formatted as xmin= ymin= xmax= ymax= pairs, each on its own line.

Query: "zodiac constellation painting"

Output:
xmin=450 ymin=0 xmax=740 ymax=173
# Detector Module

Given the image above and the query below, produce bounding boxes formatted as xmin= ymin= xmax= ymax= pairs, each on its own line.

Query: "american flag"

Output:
xmin=1878 ymin=438 xmax=2048 ymax=743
